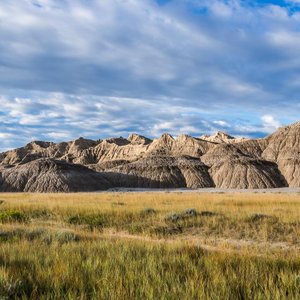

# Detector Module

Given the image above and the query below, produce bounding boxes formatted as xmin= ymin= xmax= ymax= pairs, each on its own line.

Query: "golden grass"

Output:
xmin=1 ymin=191 xmax=300 ymax=218
xmin=1 ymin=192 xmax=300 ymax=298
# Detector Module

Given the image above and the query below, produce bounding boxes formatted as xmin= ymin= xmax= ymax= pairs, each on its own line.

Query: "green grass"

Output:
xmin=0 ymin=192 xmax=300 ymax=299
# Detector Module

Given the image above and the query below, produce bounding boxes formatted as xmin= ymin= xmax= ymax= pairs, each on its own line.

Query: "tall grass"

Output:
xmin=1 ymin=239 xmax=300 ymax=299
xmin=0 ymin=192 xmax=300 ymax=298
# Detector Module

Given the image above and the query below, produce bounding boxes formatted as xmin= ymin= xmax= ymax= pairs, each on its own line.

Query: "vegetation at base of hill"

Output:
xmin=0 ymin=192 xmax=300 ymax=299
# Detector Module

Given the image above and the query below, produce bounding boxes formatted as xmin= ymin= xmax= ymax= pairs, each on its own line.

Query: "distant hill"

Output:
xmin=1 ymin=122 xmax=300 ymax=192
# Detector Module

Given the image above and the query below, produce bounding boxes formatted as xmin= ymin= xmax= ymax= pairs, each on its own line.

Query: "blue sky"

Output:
xmin=0 ymin=0 xmax=300 ymax=151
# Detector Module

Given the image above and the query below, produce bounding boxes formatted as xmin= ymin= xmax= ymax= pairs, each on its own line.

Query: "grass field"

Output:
xmin=0 ymin=192 xmax=300 ymax=299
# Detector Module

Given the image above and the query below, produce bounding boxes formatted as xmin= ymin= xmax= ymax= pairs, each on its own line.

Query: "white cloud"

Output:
xmin=0 ymin=133 xmax=14 ymax=139
xmin=261 ymin=115 xmax=281 ymax=133
xmin=47 ymin=132 xmax=71 ymax=139
xmin=209 ymin=1 xmax=234 ymax=18
xmin=213 ymin=120 xmax=229 ymax=127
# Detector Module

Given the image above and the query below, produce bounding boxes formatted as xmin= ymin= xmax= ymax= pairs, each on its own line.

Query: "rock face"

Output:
xmin=105 ymin=156 xmax=214 ymax=189
xmin=0 ymin=159 xmax=112 ymax=192
xmin=261 ymin=122 xmax=300 ymax=187
xmin=209 ymin=158 xmax=287 ymax=189
xmin=0 ymin=122 xmax=299 ymax=192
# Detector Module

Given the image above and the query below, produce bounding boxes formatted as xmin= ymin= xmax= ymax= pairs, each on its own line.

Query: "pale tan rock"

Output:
xmin=200 ymin=131 xmax=249 ymax=144
xmin=127 ymin=134 xmax=152 ymax=145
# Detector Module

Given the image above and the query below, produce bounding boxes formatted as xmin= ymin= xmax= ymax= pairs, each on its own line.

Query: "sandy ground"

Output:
xmin=104 ymin=187 xmax=300 ymax=193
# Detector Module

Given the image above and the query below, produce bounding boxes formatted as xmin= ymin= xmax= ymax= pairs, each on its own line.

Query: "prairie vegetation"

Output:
xmin=0 ymin=192 xmax=300 ymax=299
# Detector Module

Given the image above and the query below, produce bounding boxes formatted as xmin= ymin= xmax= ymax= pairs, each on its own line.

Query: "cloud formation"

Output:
xmin=0 ymin=0 xmax=299 ymax=150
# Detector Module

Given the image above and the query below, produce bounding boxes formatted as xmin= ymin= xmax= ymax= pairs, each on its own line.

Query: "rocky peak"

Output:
xmin=159 ymin=133 xmax=174 ymax=143
xmin=71 ymin=137 xmax=96 ymax=147
xmin=25 ymin=141 xmax=53 ymax=150
xmin=127 ymin=134 xmax=152 ymax=145
xmin=200 ymin=131 xmax=248 ymax=144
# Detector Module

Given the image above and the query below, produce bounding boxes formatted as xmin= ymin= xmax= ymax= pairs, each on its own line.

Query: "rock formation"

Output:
xmin=0 ymin=121 xmax=299 ymax=192
xmin=200 ymin=131 xmax=249 ymax=144
xmin=0 ymin=159 xmax=111 ymax=192
xmin=105 ymin=156 xmax=214 ymax=189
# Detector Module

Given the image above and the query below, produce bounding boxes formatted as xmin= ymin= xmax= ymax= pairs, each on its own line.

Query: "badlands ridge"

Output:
xmin=0 ymin=122 xmax=299 ymax=192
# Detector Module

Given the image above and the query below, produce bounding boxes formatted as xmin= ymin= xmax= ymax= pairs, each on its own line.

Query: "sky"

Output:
xmin=0 ymin=0 xmax=300 ymax=151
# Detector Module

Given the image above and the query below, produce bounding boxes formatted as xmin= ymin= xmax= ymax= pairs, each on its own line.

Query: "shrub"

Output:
xmin=54 ymin=230 xmax=80 ymax=244
xmin=0 ymin=277 xmax=23 ymax=299
xmin=183 ymin=208 xmax=198 ymax=217
xmin=28 ymin=209 xmax=53 ymax=219
xmin=111 ymin=202 xmax=125 ymax=206
xmin=165 ymin=212 xmax=184 ymax=222
xmin=0 ymin=229 xmax=24 ymax=241
xmin=141 ymin=208 xmax=156 ymax=216
xmin=68 ymin=214 xmax=108 ymax=229
xmin=165 ymin=208 xmax=199 ymax=222
xmin=247 ymin=213 xmax=278 ymax=223
xmin=0 ymin=211 xmax=28 ymax=223
xmin=26 ymin=228 xmax=47 ymax=241
xmin=199 ymin=211 xmax=217 ymax=217
xmin=151 ymin=224 xmax=183 ymax=236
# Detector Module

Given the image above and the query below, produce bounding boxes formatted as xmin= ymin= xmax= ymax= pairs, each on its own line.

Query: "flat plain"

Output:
xmin=1 ymin=191 xmax=300 ymax=299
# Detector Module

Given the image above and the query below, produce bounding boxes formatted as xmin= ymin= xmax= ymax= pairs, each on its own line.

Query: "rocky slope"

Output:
xmin=0 ymin=122 xmax=299 ymax=192
xmin=0 ymin=159 xmax=112 ymax=192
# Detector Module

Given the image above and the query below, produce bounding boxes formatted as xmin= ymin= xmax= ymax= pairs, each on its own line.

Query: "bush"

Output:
xmin=0 ymin=229 xmax=24 ymax=241
xmin=28 ymin=209 xmax=53 ymax=219
xmin=183 ymin=208 xmax=198 ymax=217
xmin=54 ymin=230 xmax=80 ymax=244
xmin=247 ymin=213 xmax=278 ymax=223
xmin=141 ymin=208 xmax=156 ymax=216
xmin=199 ymin=211 xmax=217 ymax=217
xmin=165 ymin=208 xmax=199 ymax=222
xmin=165 ymin=212 xmax=184 ymax=222
xmin=68 ymin=214 xmax=108 ymax=229
xmin=0 ymin=277 xmax=23 ymax=299
xmin=0 ymin=211 xmax=28 ymax=223
xmin=26 ymin=228 xmax=47 ymax=241
xmin=111 ymin=202 xmax=125 ymax=206
xmin=151 ymin=224 xmax=183 ymax=236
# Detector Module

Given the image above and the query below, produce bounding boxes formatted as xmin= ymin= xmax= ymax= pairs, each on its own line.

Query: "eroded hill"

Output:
xmin=0 ymin=122 xmax=299 ymax=192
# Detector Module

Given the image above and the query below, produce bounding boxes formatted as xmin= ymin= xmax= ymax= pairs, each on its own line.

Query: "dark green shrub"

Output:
xmin=183 ymin=208 xmax=198 ymax=217
xmin=111 ymin=202 xmax=125 ymax=206
xmin=165 ymin=212 xmax=184 ymax=222
xmin=247 ymin=213 xmax=278 ymax=223
xmin=141 ymin=208 xmax=156 ymax=216
xmin=151 ymin=224 xmax=183 ymax=236
xmin=68 ymin=214 xmax=108 ymax=229
xmin=54 ymin=230 xmax=80 ymax=244
xmin=199 ymin=211 xmax=217 ymax=217
xmin=0 ymin=277 xmax=23 ymax=299
xmin=0 ymin=211 xmax=28 ymax=223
